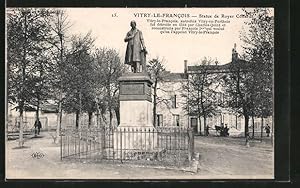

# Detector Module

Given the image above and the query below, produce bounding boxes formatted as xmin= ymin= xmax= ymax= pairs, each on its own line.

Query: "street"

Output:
xmin=6 ymin=132 xmax=273 ymax=179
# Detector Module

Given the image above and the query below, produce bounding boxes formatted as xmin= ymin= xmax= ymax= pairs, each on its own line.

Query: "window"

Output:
xmin=171 ymin=95 xmax=177 ymax=108
xmin=190 ymin=117 xmax=198 ymax=133
xmin=173 ymin=114 xmax=180 ymax=126
xmin=156 ymin=114 xmax=163 ymax=127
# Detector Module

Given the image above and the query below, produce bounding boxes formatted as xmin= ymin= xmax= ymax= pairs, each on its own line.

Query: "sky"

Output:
xmin=65 ymin=8 xmax=272 ymax=72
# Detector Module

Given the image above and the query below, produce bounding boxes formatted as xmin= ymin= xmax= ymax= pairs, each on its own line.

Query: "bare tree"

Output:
xmin=48 ymin=9 xmax=72 ymax=142
xmin=62 ymin=32 xmax=95 ymax=129
xmin=222 ymin=8 xmax=274 ymax=138
xmin=182 ymin=57 xmax=218 ymax=135
xmin=94 ymin=48 xmax=124 ymax=127
xmin=7 ymin=8 xmax=54 ymax=146
xmin=240 ymin=8 xmax=274 ymax=139
xmin=147 ymin=57 xmax=167 ymax=127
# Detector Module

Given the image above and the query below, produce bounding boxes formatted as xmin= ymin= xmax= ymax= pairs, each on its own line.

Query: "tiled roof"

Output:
xmin=187 ymin=59 xmax=249 ymax=73
xmin=41 ymin=104 xmax=58 ymax=113
xmin=162 ymin=72 xmax=187 ymax=81
xmin=188 ymin=62 xmax=232 ymax=72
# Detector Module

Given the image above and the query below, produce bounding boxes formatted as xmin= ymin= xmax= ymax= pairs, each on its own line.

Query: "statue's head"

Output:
xmin=130 ymin=20 xmax=136 ymax=29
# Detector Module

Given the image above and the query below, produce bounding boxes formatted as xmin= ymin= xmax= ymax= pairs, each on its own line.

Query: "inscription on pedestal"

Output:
xmin=120 ymin=83 xmax=144 ymax=95
xmin=118 ymin=74 xmax=153 ymax=102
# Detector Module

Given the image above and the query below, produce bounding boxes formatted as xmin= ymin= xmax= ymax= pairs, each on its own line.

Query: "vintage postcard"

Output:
xmin=5 ymin=7 xmax=274 ymax=179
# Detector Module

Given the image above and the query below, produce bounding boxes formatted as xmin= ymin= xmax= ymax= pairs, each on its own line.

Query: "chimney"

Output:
xmin=183 ymin=60 xmax=188 ymax=79
xmin=232 ymin=43 xmax=238 ymax=62
xmin=184 ymin=60 xmax=188 ymax=73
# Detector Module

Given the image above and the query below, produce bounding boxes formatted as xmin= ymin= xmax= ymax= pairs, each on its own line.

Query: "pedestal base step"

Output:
xmin=123 ymin=148 xmax=166 ymax=161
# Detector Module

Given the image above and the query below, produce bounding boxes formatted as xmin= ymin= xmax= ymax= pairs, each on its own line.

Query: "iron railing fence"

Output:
xmin=60 ymin=126 xmax=194 ymax=165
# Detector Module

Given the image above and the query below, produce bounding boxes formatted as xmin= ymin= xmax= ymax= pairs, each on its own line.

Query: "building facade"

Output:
xmin=155 ymin=44 xmax=273 ymax=137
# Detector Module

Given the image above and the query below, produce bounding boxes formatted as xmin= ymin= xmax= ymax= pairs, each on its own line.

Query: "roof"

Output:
xmin=41 ymin=104 xmax=58 ymax=113
xmin=187 ymin=62 xmax=231 ymax=72
xmin=9 ymin=103 xmax=58 ymax=113
xmin=162 ymin=72 xmax=187 ymax=81
xmin=187 ymin=59 xmax=249 ymax=74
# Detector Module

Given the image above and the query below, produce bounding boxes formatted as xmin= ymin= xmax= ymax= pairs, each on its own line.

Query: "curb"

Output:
xmin=112 ymin=152 xmax=201 ymax=174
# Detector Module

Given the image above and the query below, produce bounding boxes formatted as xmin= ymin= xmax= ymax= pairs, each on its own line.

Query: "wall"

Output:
xmin=156 ymin=79 xmax=189 ymax=128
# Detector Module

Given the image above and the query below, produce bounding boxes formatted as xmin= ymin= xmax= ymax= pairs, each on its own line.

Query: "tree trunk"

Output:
xmin=114 ymin=107 xmax=120 ymax=126
xmin=244 ymin=114 xmax=249 ymax=138
xmin=271 ymin=119 xmax=274 ymax=146
xmin=36 ymin=98 xmax=40 ymax=121
xmin=203 ymin=115 xmax=207 ymax=136
xmin=109 ymin=109 xmax=112 ymax=127
xmin=80 ymin=92 xmax=83 ymax=127
xmin=235 ymin=115 xmax=238 ymax=129
xmin=75 ymin=110 xmax=79 ymax=129
xmin=36 ymin=99 xmax=40 ymax=120
xmin=19 ymin=103 xmax=24 ymax=147
xmin=96 ymin=103 xmax=100 ymax=128
xmin=107 ymin=85 xmax=112 ymax=127
xmin=197 ymin=88 xmax=201 ymax=135
xmin=88 ymin=112 xmax=93 ymax=128
xmin=261 ymin=117 xmax=264 ymax=142
xmin=56 ymin=97 xmax=62 ymax=141
xmin=153 ymin=81 xmax=157 ymax=127
xmin=35 ymin=98 xmax=40 ymax=136
xmin=220 ymin=114 xmax=223 ymax=126
xmin=252 ymin=116 xmax=255 ymax=139
xmin=200 ymin=78 xmax=206 ymax=136
xmin=100 ymin=110 xmax=107 ymax=127
xmin=19 ymin=13 xmax=27 ymax=147
xmin=198 ymin=116 xmax=202 ymax=135
xmin=55 ymin=34 xmax=64 ymax=143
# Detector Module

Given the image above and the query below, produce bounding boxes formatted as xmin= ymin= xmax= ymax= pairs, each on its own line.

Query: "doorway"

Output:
xmin=190 ymin=118 xmax=198 ymax=134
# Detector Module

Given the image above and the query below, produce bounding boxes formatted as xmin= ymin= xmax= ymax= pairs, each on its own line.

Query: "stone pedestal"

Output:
xmin=118 ymin=72 xmax=153 ymax=127
xmin=113 ymin=73 xmax=159 ymax=159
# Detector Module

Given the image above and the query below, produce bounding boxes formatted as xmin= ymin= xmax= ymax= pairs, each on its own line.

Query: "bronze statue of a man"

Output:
xmin=124 ymin=20 xmax=147 ymax=73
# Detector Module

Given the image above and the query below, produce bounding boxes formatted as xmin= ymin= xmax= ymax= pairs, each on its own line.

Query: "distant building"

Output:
xmin=7 ymin=44 xmax=273 ymax=137
xmin=155 ymin=71 xmax=188 ymax=128
xmin=155 ymin=44 xmax=273 ymax=136
xmin=7 ymin=103 xmax=58 ymax=131
xmin=7 ymin=102 xmax=118 ymax=131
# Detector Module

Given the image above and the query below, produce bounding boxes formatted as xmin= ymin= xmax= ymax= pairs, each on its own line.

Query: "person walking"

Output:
xmin=265 ymin=124 xmax=270 ymax=137
xmin=34 ymin=119 xmax=42 ymax=136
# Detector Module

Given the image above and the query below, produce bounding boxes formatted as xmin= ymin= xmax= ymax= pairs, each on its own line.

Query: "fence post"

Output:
xmin=188 ymin=128 xmax=194 ymax=161
xmin=100 ymin=126 xmax=105 ymax=159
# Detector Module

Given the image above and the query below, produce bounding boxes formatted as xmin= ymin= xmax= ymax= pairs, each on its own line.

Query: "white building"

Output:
xmin=155 ymin=44 xmax=273 ymax=137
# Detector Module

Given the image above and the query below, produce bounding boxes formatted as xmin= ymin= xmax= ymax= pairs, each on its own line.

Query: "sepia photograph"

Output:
xmin=5 ymin=7 xmax=274 ymax=179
